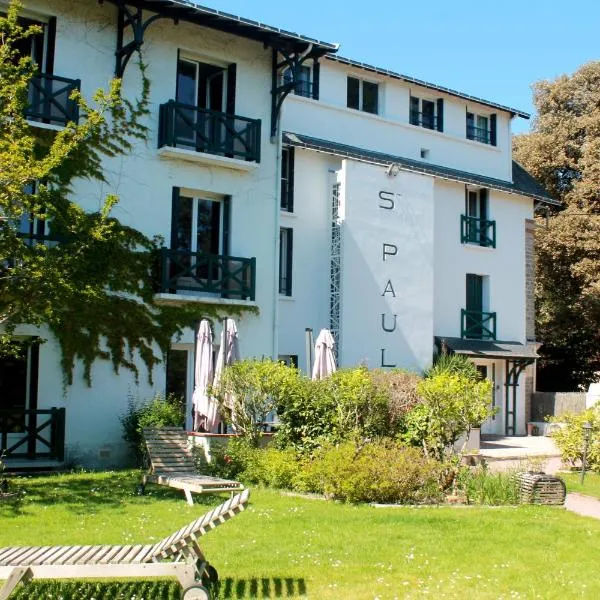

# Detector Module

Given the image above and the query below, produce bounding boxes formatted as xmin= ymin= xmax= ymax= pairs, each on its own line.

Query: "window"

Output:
xmin=283 ymin=66 xmax=312 ymax=98
xmin=0 ymin=341 xmax=39 ymax=433
xmin=10 ymin=15 xmax=54 ymax=73
xmin=466 ymin=111 xmax=497 ymax=145
xmin=280 ymin=147 xmax=294 ymax=212
xmin=171 ymin=189 xmax=228 ymax=283
xmin=463 ymin=274 xmax=495 ymax=340
xmin=410 ymin=97 xmax=443 ymax=131
xmin=175 ymin=57 xmax=236 ymax=151
xmin=462 ymin=188 xmax=495 ymax=247
xmin=279 ymin=227 xmax=293 ymax=296
xmin=347 ymin=76 xmax=379 ymax=114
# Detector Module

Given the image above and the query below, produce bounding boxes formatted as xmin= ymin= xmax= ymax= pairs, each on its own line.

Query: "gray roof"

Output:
xmin=326 ymin=55 xmax=530 ymax=119
xmin=103 ymin=1 xmax=338 ymax=55
xmin=435 ymin=337 xmax=539 ymax=361
xmin=282 ymin=132 xmax=557 ymax=205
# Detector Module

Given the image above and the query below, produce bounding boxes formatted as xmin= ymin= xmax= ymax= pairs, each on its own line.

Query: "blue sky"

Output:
xmin=196 ymin=0 xmax=599 ymax=134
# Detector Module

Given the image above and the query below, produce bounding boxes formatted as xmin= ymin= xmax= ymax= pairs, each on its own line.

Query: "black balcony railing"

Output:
xmin=466 ymin=124 xmax=490 ymax=144
xmin=25 ymin=73 xmax=80 ymax=126
xmin=461 ymin=215 xmax=496 ymax=248
xmin=158 ymin=101 xmax=261 ymax=163
xmin=461 ymin=309 xmax=496 ymax=340
xmin=158 ymin=248 xmax=256 ymax=301
xmin=410 ymin=110 xmax=438 ymax=130
xmin=0 ymin=408 xmax=65 ymax=460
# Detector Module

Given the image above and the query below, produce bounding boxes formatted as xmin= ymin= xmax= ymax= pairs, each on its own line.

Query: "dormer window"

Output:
xmin=410 ymin=96 xmax=443 ymax=132
xmin=347 ymin=76 xmax=379 ymax=115
xmin=466 ymin=111 xmax=497 ymax=146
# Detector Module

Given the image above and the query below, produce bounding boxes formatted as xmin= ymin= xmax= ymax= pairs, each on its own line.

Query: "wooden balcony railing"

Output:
xmin=0 ymin=408 xmax=65 ymax=460
xmin=158 ymin=249 xmax=256 ymax=301
xmin=461 ymin=215 xmax=496 ymax=248
xmin=25 ymin=73 xmax=80 ymax=126
xmin=461 ymin=309 xmax=496 ymax=340
xmin=158 ymin=101 xmax=261 ymax=163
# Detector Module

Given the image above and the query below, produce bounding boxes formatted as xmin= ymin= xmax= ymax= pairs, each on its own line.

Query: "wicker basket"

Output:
xmin=517 ymin=472 xmax=566 ymax=505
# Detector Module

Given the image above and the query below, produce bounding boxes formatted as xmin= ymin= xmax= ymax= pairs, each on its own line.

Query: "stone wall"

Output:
xmin=525 ymin=219 xmax=536 ymax=342
xmin=531 ymin=392 xmax=586 ymax=421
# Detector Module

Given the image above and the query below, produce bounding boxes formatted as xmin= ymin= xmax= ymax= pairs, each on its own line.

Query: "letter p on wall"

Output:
xmin=383 ymin=243 xmax=398 ymax=261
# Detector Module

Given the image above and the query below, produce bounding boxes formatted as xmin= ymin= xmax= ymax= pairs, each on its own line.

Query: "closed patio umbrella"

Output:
xmin=213 ymin=319 xmax=241 ymax=428
xmin=192 ymin=320 xmax=217 ymax=432
xmin=312 ymin=328 xmax=337 ymax=380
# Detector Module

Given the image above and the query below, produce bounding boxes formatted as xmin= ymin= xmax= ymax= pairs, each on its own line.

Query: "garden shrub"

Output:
xmin=211 ymin=359 xmax=303 ymax=446
xmin=120 ymin=392 xmax=184 ymax=466
xmin=370 ymin=369 xmax=423 ymax=431
xmin=550 ymin=404 xmax=600 ymax=471
xmin=456 ymin=466 xmax=520 ymax=505
xmin=425 ymin=353 xmax=480 ymax=380
xmin=296 ymin=439 xmax=444 ymax=504
xmin=403 ymin=372 xmax=494 ymax=460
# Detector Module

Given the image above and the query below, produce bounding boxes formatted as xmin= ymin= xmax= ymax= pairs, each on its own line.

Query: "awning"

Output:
xmin=435 ymin=337 xmax=539 ymax=361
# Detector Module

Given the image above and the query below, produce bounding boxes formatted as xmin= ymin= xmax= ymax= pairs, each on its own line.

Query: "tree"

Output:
xmin=0 ymin=1 xmax=242 ymax=385
xmin=514 ymin=61 xmax=600 ymax=390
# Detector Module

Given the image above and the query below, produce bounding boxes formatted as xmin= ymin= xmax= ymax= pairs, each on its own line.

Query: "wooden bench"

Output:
xmin=142 ymin=427 xmax=243 ymax=505
xmin=0 ymin=489 xmax=249 ymax=600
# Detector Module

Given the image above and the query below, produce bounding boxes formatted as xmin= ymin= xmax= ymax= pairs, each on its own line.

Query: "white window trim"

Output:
xmin=178 ymin=191 xmax=225 ymax=254
xmin=347 ymin=74 xmax=381 ymax=115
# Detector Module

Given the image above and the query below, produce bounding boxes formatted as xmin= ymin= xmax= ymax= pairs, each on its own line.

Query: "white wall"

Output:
xmin=338 ymin=160 xmax=435 ymax=372
xmin=284 ymin=59 xmax=513 ymax=181
xmin=433 ymin=179 xmax=533 ymax=343
xmin=12 ymin=0 xmax=278 ymax=465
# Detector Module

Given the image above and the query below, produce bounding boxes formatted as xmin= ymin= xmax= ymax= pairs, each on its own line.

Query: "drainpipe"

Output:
xmin=271 ymin=116 xmax=283 ymax=360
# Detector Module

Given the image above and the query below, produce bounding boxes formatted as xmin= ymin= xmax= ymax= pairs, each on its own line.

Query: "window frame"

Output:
xmin=409 ymin=96 xmax=437 ymax=130
xmin=466 ymin=110 xmax=496 ymax=145
xmin=279 ymin=227 xmax=293 ymax=296
xmin=280 ymin=146 xmax=294 ymax=213
xmin=282 ymin=65 xmax=312 ymax=99
xmin=347 ymin=75 xmax=379 ymax=115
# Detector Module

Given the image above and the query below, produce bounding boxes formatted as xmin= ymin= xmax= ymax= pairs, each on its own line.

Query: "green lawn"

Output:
xmin=561 ymin=471 xmax=600 ymax=499
xmin=1 ymin=470 xmax=600 ymax=599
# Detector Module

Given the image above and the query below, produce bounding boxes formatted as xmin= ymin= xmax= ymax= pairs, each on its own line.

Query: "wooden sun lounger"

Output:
xmin=142 ymin=427 xmax=244 ymax=505
xmin=0 ymin=489 xmax=249 ymax=600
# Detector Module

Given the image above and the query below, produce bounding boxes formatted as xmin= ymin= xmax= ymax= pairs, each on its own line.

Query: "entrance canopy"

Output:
xmin=435 ymin=337 xmax=539 ymax=361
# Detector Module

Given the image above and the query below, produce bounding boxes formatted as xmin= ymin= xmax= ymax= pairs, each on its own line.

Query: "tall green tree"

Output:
xmin=0 ymin=1 xmax=238 ymax=385
xmin=514 ymin=61 xmax=600 ymax=390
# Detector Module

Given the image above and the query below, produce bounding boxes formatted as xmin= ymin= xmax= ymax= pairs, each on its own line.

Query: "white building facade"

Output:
xmin=1 ymin=0 xmax=555 ymax=467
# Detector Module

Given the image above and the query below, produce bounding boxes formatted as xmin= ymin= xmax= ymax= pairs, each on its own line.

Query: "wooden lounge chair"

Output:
xmin=0 ymin=488 xmax=250 ymax=600
xmin=142 ymin=427 xmax=243 ymax=505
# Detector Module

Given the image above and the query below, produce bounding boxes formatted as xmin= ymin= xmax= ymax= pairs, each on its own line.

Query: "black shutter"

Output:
xmin=222 ymin=195 xmax=231 ymax=255
xmin=288 ymin=147 xmax=295 ymax=212
xmin=312 ymin=59 xmax=320 ymax=100
xmin=170 ymin=187 xmax=180 ymax=249
xmin=45 ymin=17 xmax=57 ymax=74
xmin=226 ymin=63 xmax=237 ymax=115
xmin=490 ymin=114 xmax=497 ymax=146
xmin=436 ymin=98 xmax=444 ymax=132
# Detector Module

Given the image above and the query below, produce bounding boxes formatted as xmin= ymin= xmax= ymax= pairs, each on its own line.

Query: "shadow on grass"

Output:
xmin=0 ymin=470 xmax=224 ymax=517
xmin=218 ymin=577 xmax=307 ymax=599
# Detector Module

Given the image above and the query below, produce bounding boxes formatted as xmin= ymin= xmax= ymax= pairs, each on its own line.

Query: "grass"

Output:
xmin=1 ymin=470 xmax=600 ymax=599
xmin=561 ymin=471 xmax=600 ymax=499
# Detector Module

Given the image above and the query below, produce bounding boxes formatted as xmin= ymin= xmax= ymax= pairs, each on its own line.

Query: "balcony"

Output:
xmin=461 ymin=309 xmax=496 ymax=340
xmin=0 ymin=408 xmax=65 ymax=461
xmin=25 ymin=73 xmax=80 ymax=127
xmin=158 ymin=101 xmax=261 ymax=171
xmin=461 ymin=215 xmax=496 ymax=248
xmin=156 ymin=249 xmax=256 ymax=303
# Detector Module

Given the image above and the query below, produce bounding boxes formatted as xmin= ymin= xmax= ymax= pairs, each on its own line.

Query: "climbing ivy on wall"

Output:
xmin=0 ymin=1 xmax=254 ymax=386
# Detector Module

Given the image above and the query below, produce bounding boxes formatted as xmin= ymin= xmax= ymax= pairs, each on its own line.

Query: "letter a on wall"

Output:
xmin=381 ymin=280 xmax=396 ymax=297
